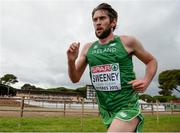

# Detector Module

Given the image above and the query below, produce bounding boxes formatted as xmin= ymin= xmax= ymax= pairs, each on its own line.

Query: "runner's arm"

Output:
xmin=67 ymin=43 xmax=90 ymax=83
xmin=128 ymin=37 xmax=158 ymax=92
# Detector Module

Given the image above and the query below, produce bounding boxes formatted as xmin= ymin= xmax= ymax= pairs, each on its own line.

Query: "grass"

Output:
xmin=0 ymin=115 xmax=179 ymax=132
xmin=0 ymin=116 xmax=106 ymax=132
xmin=143 ymin=114 xmax=180 ymax=132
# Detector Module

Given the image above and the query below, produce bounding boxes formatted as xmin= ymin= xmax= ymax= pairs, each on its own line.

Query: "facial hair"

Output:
xmin=95 ymin=27 xmax=112 ymax=39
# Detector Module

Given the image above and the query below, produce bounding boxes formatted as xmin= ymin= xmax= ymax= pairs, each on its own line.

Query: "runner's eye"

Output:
xmin=99 ymin=16 xmax=106 ymax=20
xmin=93 ymin=18 xmax=98 ymax=22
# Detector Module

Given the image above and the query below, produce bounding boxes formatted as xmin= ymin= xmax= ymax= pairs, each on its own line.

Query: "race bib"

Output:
xmin=91 ymin=63 xmax=121 ymax=91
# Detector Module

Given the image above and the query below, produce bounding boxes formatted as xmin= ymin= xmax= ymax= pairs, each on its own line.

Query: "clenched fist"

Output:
xmin=67 ymin=42 xmax=80 ymax=62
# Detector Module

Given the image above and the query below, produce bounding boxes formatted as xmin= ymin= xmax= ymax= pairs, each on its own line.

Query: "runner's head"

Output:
xmin=92 ymin=3 xmax=118 ymax=31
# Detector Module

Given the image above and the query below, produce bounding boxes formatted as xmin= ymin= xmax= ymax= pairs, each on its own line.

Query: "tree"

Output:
xmin=153 ymin=95 xmax=177 ymax=103
xmin=0 ymin=84 xmax=17 ymax=96
xmin=158 ymin=69 xmax=180 ymax=96
xmin=75 ymin=86 xmax=86 ymax=97
xmin=21 ymin=84 xmax=36 ymax=90
xmin=139 ymin=94 xmax=153 ymax=102
xmin=21 ymin=83 xmax=44 ymax=90
xmin=0 ymin=74 xmax=18 ymax=96
xmin=0 ymin=74 xmax=18 ymax=85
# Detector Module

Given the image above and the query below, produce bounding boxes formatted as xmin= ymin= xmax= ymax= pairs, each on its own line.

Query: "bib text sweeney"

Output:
xmin=91 ymin=63 xmax=121 ymax=91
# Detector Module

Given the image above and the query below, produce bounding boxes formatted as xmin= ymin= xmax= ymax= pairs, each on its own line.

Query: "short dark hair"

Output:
xmin=92 ymin=3 xmax=118 ymax=31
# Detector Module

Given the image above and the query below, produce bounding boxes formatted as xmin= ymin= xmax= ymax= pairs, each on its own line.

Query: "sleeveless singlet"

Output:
xmin=86 ymin=35 xmax=144 ymax=131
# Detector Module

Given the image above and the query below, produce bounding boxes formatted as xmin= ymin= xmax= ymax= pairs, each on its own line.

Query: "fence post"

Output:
xmin=92 ymin=98 xmax=95 ymax=109
xmin=56 ymin=101 xmax=58 ymax=109
xmin=20 ymin=96 xmax=25 ymax=117
xmin=140 ymin=104 xmax=143 ymax=110
xmin=151 ymin=103 xmax=154 ymax=115
xmin=170 ymin=100 xmax=173 ymax=114
xmin=81 ymin=98 xmax=84 ymax=132
xmin=156 ymin=100 xmax=159 ymax=123
xmin=42 ymin=98 xmax=44 ymax=108
xmin=69 ymin=99 xmax=72 ymax=109
xmin=63 ymin=101 xmax=66 ymax=117
xmin=28 ymin=91 xmax=30 ymax=104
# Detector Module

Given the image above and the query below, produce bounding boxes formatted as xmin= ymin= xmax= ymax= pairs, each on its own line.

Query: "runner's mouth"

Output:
xmin=96 ymin=28 xmax=103 ymax=33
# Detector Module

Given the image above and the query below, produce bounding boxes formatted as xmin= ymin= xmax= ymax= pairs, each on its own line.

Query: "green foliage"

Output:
xmin=0 ymin=84 xmax=17 ymax=96
xmin=0 ymin=74 xmax=18 ymax=85
xmin=0 ymin=74 xmax=18 ymax=96
xmin=0 ymin=74 xmax=87 ymax=97
xmin=139 ymin=94 xmax=178 ymax=103
xmin=47 ymin=87 xmax=78 ymax=95
xmin=139 ymin=94 xmax=154 ymax=102
xmin=158 ymin=69 xmax=180 ymax=96
xmin=21 ymin=84 xmax=35 ymax=90
xmin=46 ymin=86 xmax=87 ymax=97
xmin=75 ymin=86 xmax=86 ymax=97
xmin=47 ymin=87 xmax=72 ymax=92
xmin=153 ymin=95 xmax=177 ymax=102
xmin=21 ymin=84 xmax=44 ymax=91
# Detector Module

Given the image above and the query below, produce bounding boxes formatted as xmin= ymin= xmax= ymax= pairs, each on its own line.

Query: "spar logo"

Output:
xmin=111 ymin=64 xmax=118 ymax=71
xmin=91 ymin=64 xmax=118 ymax=73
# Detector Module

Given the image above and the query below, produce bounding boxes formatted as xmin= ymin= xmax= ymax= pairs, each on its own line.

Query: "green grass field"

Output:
xmin=0 ymin=115 xmax=179 ymax=132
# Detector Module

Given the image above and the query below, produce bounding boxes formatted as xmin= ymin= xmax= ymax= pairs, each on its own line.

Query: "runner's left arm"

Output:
xmin=129 ymin=37 xmax=158 ymax=93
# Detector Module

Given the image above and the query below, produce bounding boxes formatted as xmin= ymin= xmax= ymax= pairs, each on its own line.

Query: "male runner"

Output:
xmin=67 ymin=3 xmax=157 ymax=132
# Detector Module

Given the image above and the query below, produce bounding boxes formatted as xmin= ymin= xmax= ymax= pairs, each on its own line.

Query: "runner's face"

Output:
xmin=93 ymin=10 xmax=112 ymax=39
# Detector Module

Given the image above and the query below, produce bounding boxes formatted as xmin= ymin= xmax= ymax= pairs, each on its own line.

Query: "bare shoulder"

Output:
xmin=80 ymin=42 xmax=93 ymax=56
xmin=119 ymin=35 xmax=143 ymax=53
xmin=83 ymin=42 xmax=92 ymax=49
xmin=119 ymin=35 xmax=156 ymax=65
xmin=120 ymin=35 xmax=140 ymax=47
xmin=82 ymin=42 xmax=92 ymax=52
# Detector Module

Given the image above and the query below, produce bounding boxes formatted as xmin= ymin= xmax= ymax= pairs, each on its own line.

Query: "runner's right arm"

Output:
xmin=67 ymin=42 xmax=90 ymax=83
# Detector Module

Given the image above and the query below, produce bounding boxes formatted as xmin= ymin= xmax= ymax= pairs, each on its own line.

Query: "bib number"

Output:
xmin=91 ymin=63 xmax=121 ymax=91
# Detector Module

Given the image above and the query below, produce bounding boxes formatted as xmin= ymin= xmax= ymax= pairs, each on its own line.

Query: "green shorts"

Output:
xmin=100 ymin=108 xmax=144 ymax=132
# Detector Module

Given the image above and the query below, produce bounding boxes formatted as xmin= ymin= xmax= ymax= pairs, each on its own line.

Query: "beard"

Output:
xmin=95 ymin=27 xmax=112 ymax=39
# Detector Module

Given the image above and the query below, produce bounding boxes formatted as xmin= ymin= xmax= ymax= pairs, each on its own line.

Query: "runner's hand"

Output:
xmin=67 ymin=42 xmax=80 ymax=62
xmin=129 ymin=79 xmax=149 ymax=93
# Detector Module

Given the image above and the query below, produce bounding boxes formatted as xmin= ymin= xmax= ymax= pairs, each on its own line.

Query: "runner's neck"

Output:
xmin=98 ymin=33 xmax=115 ymax=45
